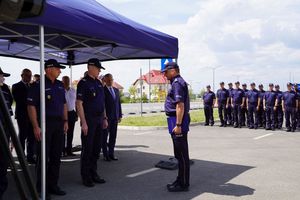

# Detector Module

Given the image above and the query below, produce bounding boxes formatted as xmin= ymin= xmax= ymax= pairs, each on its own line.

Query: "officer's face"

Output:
xmin=22 ymin=71 xmax=32 ymax=83
xmin=220 ymin=84 xmax=224 ymax=89
xmin=207 ymin=87 xmax=211 ymax=91
xmin=259 ymin=86 xmax=263 ymax=90
xmin=275 ymin=87 xmax=279 ymax=91
xmin=163 ymin=69 xmax=174 ymax=80
xmin=228 ymin=84 xmax=232 ymax=89
xmin=235 ymin=84 xmax=240 ymax=89
xmin=89 ymin=66 xmax=101 ymax=78
xmin=242 ymin=85 xmax=247 ymax=90
xmin=62 ymin=77 xmax=70 ymax=88
xmin=251 ymin=85 xmax=255 ymax=90
xmin=287 ymin=85 xmax=292 ymax=91
xmin=105 ymin=76 xmax=114 ymax=86
xmin=269 ymin=86 xmax=274 ymax=91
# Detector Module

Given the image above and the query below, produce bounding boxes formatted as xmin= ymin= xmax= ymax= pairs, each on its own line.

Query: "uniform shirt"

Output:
xmin=232 ymin=88 xmax=244 ymax=105
xmin=247 ymin=89 xmax=259 ymax=105
xmin=216 ymin=88 xmax=229 ymax=104
xmin=276 ymin=91 xmax=283 ymax=105
xmin=65 ymin=87 xmax=76 ymax=111
xmin=203 ymin=91 xmax=216 ymax=106
xmin=0 ymin=83 xmax=13 ymax=116
xmin=264 ymin=90 xmax=277 ymax=107
xmin=27 ymin=76 xmax=66 ymax=118
xmin=228 ymin=88 xmax=234 ymax=105
xmin=283 ymin=91 xmax=297 ymax=107
xmin=165 ymin=75 xmax=190 ymax=115
xmin=77 ymin=75 xmax=105 ymax=117
xmin=259 ymin=90 xmax=265 ymax=107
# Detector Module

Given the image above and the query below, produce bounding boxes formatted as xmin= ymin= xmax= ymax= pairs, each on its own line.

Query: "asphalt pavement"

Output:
xmin=3 ymin=123 xmax=300 ymax=200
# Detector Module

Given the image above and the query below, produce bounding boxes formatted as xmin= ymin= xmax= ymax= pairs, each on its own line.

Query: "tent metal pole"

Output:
xmin=70 ymin=64 xmax=73 ymax=87
xmin=39 ymin=25 xmax=46 ymax=200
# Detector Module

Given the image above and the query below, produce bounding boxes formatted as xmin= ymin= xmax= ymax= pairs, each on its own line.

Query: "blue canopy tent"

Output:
xmin=0 ymin=1 xmax=178 ymax=199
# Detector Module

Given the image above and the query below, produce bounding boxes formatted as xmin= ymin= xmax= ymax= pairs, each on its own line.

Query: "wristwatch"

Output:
xmin=176 ymin=124 xmax=181 ymax=127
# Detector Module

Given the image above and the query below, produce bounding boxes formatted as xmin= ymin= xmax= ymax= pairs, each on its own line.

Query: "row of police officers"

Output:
xmin=203 ymin=81 xmax=299 ymax=132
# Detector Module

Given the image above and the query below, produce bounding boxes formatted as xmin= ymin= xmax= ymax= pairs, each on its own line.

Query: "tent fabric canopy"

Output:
xmin=0 ymin=0 xmax=178 ymax=64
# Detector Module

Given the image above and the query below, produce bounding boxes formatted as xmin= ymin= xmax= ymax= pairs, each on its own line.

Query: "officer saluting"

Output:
xmin=27 ymin=59 xmax=68 ymax=198
xmin=246 ymin=83 xmax=259 ymax=129
xmin=76 ymin=58 xmax=108 ymax=187
xmin=162 ymin=62 xmax=190 ymax=192
xmin=263 ymin=83 xmax=277 ymax=131
xmin=216 ymin=82 xmax=229 ymax=127
xmin=283 ymin=83 xmax=298 ymax=132
xmin=203 ymin=85 xmax=216 ymax=126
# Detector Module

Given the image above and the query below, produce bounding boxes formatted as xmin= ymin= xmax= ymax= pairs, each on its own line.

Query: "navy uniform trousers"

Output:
xmin=257 ymin=105 xmax=266 ymax=127
xmin=226 ymin=105 xmax=233 ymax=125
xmin=171 ymin=133 xmax=190 ymax=187
xmin=233 ymin=104 xmax=242 ymax=126
xmin=17 ymin=117 xmax=35 ymax=160
xmin=218 ymin=103 xmax=227 ymax=125
xmin=265 ymin=106 xmax=275 ymax=129
xmin=81 ymin=116 xmax=103 ymax=180
xmin=36 ymin=118 xmax=64 ymax=192
xmin=204 ymin=105 xmax=214 ymax=125
xmin=248 ymin=104 xmax=258 ymax=128
xmin=102 ymin=119 xmax=118 ymax=157
xmin=241 ymin=106 xmax=249 ymax=127
xmin=285 ymin=107 xmax=297 ymax=131
xmin=274 ymin=105 xmax=284 ymax=129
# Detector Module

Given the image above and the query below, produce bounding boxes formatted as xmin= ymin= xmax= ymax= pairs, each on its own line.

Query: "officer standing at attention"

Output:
xmin=283 ymin=83 xmax=298 ymax=132
xmin=263 ymin=83 xmax=277 ymax=131
xmin=231 ymin=81 xmax=245 ymax=128
xmin=12 ymin=69 xmax=36 ymax=164
xmin=241 ymin=83 xmax=249 ymax=127
xmin=0 ymin=68 xmax=13 ymax=200
xmin=76 ymin=58 xmax=108 ymax=187
xmin=294 ymin=83 xmax=300 ymax=129
xmin=216 ymin=82 xmax=229 ymax=127
xmin=62 ymin=76 xmax=77 ymax=157
xmin=162 ymin=62 xmax=190 ymax=192
xmin=27 ymin=59 xmax=68 ymax=198
xmin=227 ymin=83 xmax=234 ymax=126
xmin=246 ymin=83 xmax=259 ymax=129
xmin=203 ymin=85 xmax=216 ymax=126
xmin=258 ymin=84 xmax=266 ymax=128
xmin=274 ymin=85 xmax=284 ymax=129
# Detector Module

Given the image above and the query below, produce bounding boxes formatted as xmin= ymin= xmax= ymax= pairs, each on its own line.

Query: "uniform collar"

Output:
xmin=170 ymin=74 xmax=181 ymax=83
xmin=45 ymin=75 xmax=57 ymax=84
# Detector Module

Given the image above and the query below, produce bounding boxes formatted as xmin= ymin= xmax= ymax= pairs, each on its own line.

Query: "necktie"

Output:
xmin=110 ymin=87 xmax=116 ymax=99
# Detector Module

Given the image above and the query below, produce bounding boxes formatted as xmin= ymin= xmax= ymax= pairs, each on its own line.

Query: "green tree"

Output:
xmin=128 ymin=86 xmax=137 ymax=103
xmin=199 ymin=88 xmax=206 ymax=98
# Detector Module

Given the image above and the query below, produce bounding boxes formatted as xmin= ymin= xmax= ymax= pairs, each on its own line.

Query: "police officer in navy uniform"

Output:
xmin=216 ymin=82 xmax=229 ymax=127
xmin=203 ymin=85 xmax=216 ymax=126
xmin=246 ymin=83 xmax=259 ymax=129
xmin=12 ymin=69 xmax=36 ymax=164
xmin=274 ymin=85 xmax=283 ymax=129
xmin=27 ymin=59 xmax=68 ymax=198
xmin=294 ymin=83 xmax=300 ymax=129
xmin=231 ymin=81 xmax=245 ymax=128
xmin=162 ymin=62 xmax=190 ymax=192
xmin=241 ymin=83 xmax=249 ymax=127
xmin=76 ymin=58 xmax=108 ymax=187
xmin=227 ymin=83 xmax=234 ymax=126
xmin=258 ymin=84 xmax=266 ymax=128
xmin=283 ymin=83 xmax=299 ymax=132
xmin=0 ymin=68 xmax=13 ymax=200
xmin=263 ymin=83 xmax=277 ymax=131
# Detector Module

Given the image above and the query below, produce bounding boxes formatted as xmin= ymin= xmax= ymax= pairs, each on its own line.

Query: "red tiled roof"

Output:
xmin=113 ymin=81 xmax=124 ymax=90
xmin=133 ymin=70 xmax=168 ymax=85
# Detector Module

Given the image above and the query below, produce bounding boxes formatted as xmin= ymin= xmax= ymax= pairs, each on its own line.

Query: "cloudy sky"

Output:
xmin=1 ymin=0 xmax=300 ymax=92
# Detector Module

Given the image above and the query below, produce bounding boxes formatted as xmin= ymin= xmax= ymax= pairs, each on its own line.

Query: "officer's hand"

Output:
xmin=33 ymin=126 xmax=41 ymax=141
xmin=241 ymin=104 xmax=244 ymax=108
xmin=64 ymin=122 xmax=68 ymax=134
xmin=226 ymin=104 xmax=228 ymax=109
xmin=264 ymin=106 xmax=266 ymax=111
xmin=173 ymin=126 xmax=182 ymax=135
xmin=81 ymin=122 xmax=88 ymax=136
xmin=103 ymin=118 xmax=108 ymax=129
xmin=274 ymin=106 xmax=277 ymax=111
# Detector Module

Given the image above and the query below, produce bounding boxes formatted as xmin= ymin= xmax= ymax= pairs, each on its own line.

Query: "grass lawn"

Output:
xmin=120 ymin=109 xmax=219 ymax=127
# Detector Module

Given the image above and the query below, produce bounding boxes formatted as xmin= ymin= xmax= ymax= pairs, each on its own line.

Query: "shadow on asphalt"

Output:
xmin=3 ymin=149 xmax=255 ymax=200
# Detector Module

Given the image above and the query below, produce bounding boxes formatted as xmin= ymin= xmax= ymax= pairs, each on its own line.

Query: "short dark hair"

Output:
xmin=104 ymin=73 xmax=113 ymax=78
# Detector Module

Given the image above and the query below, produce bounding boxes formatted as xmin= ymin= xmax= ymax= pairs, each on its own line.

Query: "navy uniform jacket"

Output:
xmin=12 ymin=81 xmax=30 ymax=119
xmin=165 ymin=75 xmax=190 ymax=116
xmin=264 ymin=90 xmax=277 ymax=107
xmin=27 ymin=76 xmax=66 ymax=118
xmin=203 ymin=91 xmax=216 ymax=106
xmin=232 ymin=88 xmax=244 ymax=105
xmin=228 ymin=88 xmax=234 ymax=105
xmin=276 ymin=91 xmax=283 ymax=106
xmin=1 ymin=83 xmax=13 ymax=116
xmin=247 ymin=89 xmax=259 ymax=105
xmin=77 ymin=75 xmax=105 ymax=118
xmin=217 ymin=88 xmax=229 ymax=104
xmin=259 ymin=90 xmax=265 ymax=107
xmin=104 ymin=86 xmax=122 ymax=120
xmin=283 ymin=91 xmax=297 ymax=108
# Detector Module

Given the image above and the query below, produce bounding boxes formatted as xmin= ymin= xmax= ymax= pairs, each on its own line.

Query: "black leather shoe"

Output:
xmin=92 ymin=175 xmax=106 ymax=184
xmin=82 ymin=178 xmax=95 ymax=187
xmin=109 ymin=155 xmax=118 ymax=161
xmin=219 ymin=124 xmax=224 ymax=127
xmin=167 ymin=184 xmax=189 ymax=192
xmin=272 ymin=128 xmax=276 ymax=131
xmin=66 ymin=152 xmax=76 ymax=157
xmin=167 ymin=179 xmax=178 ymax=188
xmin=234 ymin=125 xmax=238 ymax=128
xmin=266 ymin=128 xmax=271 ymax=130
xmin=204 ymin=124 xmax=209 ymax=126
xmin=286 ymin=129 xmax=291 ymax=132
xmin=49 ymin=186 xmax=66 ymax=196
xmin=104 ymin=156 xmax=111 ymax=161
xmin=27 ymin=157 xmax=36 ymax=164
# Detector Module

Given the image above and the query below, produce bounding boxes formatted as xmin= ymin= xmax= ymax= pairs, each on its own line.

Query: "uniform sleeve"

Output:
xmin=212 ymin=92 xmax=216 ymax=99
xmin=27 ymin=83 xmax=37 ymax=106
xmin=172 ymin=82 xmax=185 ymax=103
xmin=76 ymin=80 xmax=85 ymax=101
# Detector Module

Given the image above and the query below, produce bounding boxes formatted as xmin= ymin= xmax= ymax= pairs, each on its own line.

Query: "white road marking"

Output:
xmin=254 ymin=133 xmax=274 ymax=140
xmin=126 ymin=168 xmax=159 ymax=178
xmin=133 ymin=131 xmax=154 ymax=136
xmin=61 ymin=158 xmax=80 ymax=162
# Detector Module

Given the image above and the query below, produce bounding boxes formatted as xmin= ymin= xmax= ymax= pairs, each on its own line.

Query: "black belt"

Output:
xmin=166 ymin=112 xmax=176 ymax=117
xmin=87 ymin=111 xmax=104 ymax=117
